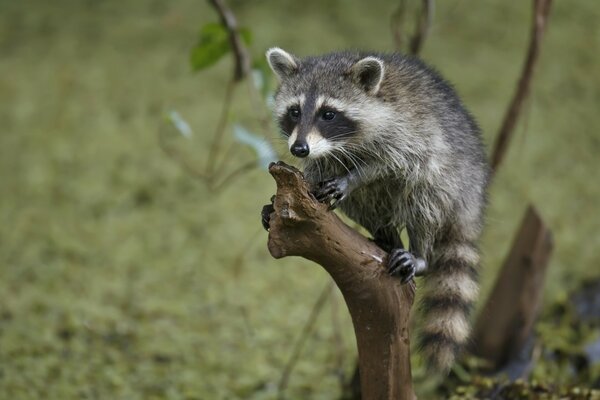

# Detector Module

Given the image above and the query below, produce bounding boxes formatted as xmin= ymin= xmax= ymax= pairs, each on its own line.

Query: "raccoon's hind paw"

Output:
xmin=312 ymin=177 xmax=349 ymax=210
xmin=388 ymin=248 xmax=418 ymax=284
xmin=261 ymin=196 xmax=276 ymax=231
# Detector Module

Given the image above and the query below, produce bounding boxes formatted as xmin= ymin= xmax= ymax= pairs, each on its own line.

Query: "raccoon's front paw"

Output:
xmin=313 ymin=177 xmax=349 ymax=210
xmin=261 ymin=196 xmax=275 ymax=231
xmin=388 ymin=248 xmax=417 ymax=284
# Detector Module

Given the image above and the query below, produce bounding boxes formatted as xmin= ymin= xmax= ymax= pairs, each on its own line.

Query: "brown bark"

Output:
xmin=265 ymin=162 xmax=416 ymax=400
xmin=471 ymin=205 xmax=553 ymax=370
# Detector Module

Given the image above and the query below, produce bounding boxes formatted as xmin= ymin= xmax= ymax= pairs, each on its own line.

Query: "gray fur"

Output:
xmin=268 ymin=48 xmax=490 ymax=372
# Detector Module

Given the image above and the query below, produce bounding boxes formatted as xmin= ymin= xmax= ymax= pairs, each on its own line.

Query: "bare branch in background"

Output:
xmin=390 ymin=0 xmax=408 ymax=51
xmin=277 ymin=281 xmax=333 ymax=399
xmin=490 ymin=0 xmax=553 ymax=173
xmin=159 ymin=0 xmax=275 ymax=192
xmin=391 ymin=0 xmax=434 ymax=56
xmin=212 ymin=160 xmax=257 ymax=193
xmin=473 ymin=0 xmax=555 ymax=380
xmin=206 ymin=78 xmax=236 ymax=177
xmin=330 ymin=285 xmax=347 ymax=391
xmin=410 ymin=0 xmax=434 ymax=55
xmin=207 ymin=0 xmax=251 ymax=81
xmin=158 ymin=129 xmax=210 ymax=181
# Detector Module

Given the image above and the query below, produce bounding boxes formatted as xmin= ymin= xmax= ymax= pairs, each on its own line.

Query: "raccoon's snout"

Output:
xmin=290 ymin=141 xmax=310 ymax=158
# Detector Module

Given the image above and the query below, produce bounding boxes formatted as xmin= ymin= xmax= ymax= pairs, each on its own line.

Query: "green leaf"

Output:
xmin=239 ymin=27 xmax=252 ymax=46
xmin=190 ymin=23 xmax=254 ymax=73
xmin=190 ymin=23 xmax=230 ymax=72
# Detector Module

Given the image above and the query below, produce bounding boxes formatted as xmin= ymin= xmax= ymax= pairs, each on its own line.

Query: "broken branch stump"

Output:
xmin=265 ymin=161 xmax=416 ymax=400
xmin=472 ymin=205 xmax=553 ymax=374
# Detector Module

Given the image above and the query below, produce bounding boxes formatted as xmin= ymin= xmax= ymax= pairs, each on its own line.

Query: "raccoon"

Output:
xmin=261 ymin=48 xmax=490 ymax=372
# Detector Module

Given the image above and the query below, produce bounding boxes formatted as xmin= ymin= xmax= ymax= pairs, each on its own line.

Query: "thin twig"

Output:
xmin=230 ymin=226 xmax=265 ymax=337
xmin=158 ymin=80 xmax=237 ymax=185
xmin=278 ymin=281 xmax=334 ymax=399
xmin=390 ymin=0 xmax=434 ymax=55
xmin=212 ymin=160 xmax=257 ymax=193
xmin=330 ymin=285 xmax=347 ymax=390
xmin=490 ymin=0 xmax=553 ymax=173
xmin=208 ymin=0 xmax=273 ymax=140
xmin=390 ymin=0 xmax=407 ymax=51
xmin=207 ymin=0 xmax=251 ymax=81
xmin=409 ymin=0 xmax=434 ymax=55
xmin=158 ymin=127 xmax=209 ymax=181
xmin=158 ymin=108 xmax=258 ymax=191
xmin=245 ymin=76 xmax=275 ymax=133
xmin=206 ymin=78 xmax=237 ymax=178
xmin=159 ymin=1 xmax=274 ymax=193
xmin=159 ymin=125 xmax=257 ymax=192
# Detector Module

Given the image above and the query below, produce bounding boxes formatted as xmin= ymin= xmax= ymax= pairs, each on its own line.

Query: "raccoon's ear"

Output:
xmin=266 ymin=47 xmax=299 ymax=80
xmin=350 ymin=57 xmax=385 ymax=95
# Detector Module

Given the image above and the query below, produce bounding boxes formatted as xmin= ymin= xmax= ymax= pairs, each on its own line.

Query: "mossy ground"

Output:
xmin=0 ymin=1 xmax=599 ymax=398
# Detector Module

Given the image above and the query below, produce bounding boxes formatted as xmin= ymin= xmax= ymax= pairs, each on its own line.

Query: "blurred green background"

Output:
xmin=1 ymin=0 xmax=599 ymax=398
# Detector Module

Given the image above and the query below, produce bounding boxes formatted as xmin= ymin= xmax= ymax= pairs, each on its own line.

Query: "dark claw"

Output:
xmin=261 ymin=203 xmax=275 ymax=231
xmin=316 ymin=188 xmax=336 ymax=201
xmin=400 ymin=268 xmax=416 ymax=284
xmin=387 ymin=248 xmax=416 ymax=284
xmin=312 ymin=177 xmax=349 ymax=209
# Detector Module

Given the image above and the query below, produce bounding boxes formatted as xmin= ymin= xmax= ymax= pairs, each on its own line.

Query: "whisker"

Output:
xmin=336 ymin=147 xmax=366 ymax=179
xmin=329 ymin=152 xmax=351 ymax=175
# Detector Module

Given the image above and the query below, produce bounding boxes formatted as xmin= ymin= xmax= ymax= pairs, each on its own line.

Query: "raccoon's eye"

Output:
xmin=288 ymin=108 xmax=301 ymax=121
xmin=321 ymin=111 xmax=336 ymax=121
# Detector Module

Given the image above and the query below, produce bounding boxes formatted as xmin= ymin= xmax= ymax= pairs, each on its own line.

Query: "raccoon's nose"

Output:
xmin=291 ymin=141 xmax=310 ymax=158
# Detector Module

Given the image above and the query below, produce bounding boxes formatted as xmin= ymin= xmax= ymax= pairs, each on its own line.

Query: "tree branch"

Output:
xmin=390 ymin=0 xmax=434 ymax=56
xmin=490 ymin=0 xmax=553 ymax=173
xmin=265 ymin=162 xmax=416 ymax=400
xmin=207 ymin=0 xmax=251 ymax=82
xmin=277 ymin=281 xmax=333 ymax=398
xmin=410 ymin=0 xmax=434 ymax=56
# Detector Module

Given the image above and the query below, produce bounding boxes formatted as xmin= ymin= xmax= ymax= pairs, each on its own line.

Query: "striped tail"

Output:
xmin=418 ymin=240 xmax=480 ymax=372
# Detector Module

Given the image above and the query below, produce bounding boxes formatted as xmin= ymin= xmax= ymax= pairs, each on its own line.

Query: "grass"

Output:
xmin=0 ymin=0 xmax=599 ymax=398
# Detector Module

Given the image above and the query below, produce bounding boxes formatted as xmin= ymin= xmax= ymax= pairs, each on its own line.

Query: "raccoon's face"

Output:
xmin=266 ymin=48 xmax=385 ymax=159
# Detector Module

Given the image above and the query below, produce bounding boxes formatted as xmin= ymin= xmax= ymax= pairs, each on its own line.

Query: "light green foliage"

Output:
xmin=190 ymin=22 xmax=252 ymax=72
xmin=0 ymin=0 xmax=599 ymax=399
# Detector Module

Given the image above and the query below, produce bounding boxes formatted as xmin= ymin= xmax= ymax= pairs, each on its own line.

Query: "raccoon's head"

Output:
xmin=266 ymin=47 xmax=386 ymax=159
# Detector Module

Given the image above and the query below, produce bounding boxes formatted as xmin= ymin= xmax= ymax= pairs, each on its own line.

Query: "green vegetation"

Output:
xmin=0 ymin=1 xmax=598 ymax=398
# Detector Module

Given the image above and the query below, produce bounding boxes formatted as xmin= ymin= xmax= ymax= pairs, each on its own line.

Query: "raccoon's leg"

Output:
xmin=388 ymin=249 xmax=427 ymax=283
xmin=387 ymin=228 xmax=428 ymax=283
xmin=312 ymin=169 xmax=365 ymax=210
xmin=313 ymin=177 xmax=351 ymax=209
xmin=371 ymin=226 xmax=403 ymax=253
